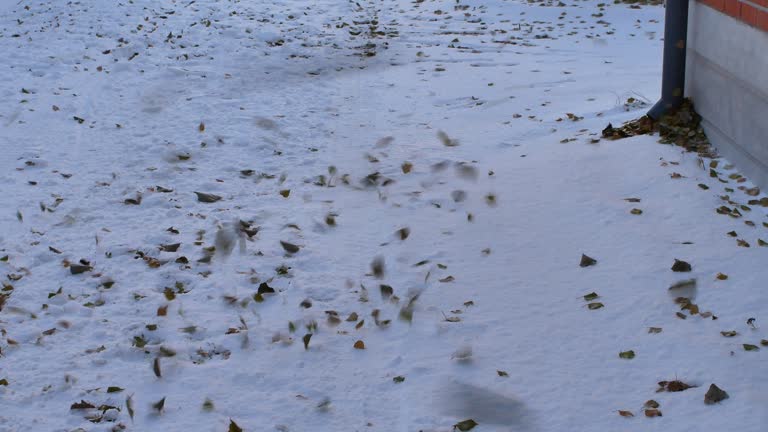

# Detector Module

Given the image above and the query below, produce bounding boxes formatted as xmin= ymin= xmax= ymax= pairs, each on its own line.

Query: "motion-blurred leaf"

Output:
xmin=453 ymin=419 xmax=478 ymax=431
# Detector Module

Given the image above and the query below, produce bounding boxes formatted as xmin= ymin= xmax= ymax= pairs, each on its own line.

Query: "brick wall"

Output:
xmin=698 ymin=0 xmax=768 ymax=31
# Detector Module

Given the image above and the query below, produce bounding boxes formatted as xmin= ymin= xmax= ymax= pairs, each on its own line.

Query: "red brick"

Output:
xmin=724 ymin=0 xmax=741 ymax=18
xmin=758 ymin=9 xmax=768 ymax=32
xmin=700 ymin=0 xmax=726 ymax=11
xmin=750 ymin=0 xmax=768 ymax=8
xmin=741 ymin=2 xmax=760 ymax=26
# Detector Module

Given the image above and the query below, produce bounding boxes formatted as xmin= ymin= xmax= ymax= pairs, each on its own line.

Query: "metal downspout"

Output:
xmin=647 ymin=0 xmax=690 ymax=120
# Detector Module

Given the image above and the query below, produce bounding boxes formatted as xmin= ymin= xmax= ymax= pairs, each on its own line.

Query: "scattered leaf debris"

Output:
xmin=671 ymin=259 xmax=692 ymax=272
xmin=704 ymin=384 xmax=729 ymax=404
xmin=579 ymin=254 xmax=597 ymax=267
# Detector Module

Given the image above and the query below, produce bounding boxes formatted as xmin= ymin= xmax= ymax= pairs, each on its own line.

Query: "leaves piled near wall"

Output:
xmin=602 ymin=99 xmax=714 ymax=157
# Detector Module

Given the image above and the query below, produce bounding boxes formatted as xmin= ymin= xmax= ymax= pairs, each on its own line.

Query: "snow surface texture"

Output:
xmin=0 ymin=0 xmax=766 ymax=431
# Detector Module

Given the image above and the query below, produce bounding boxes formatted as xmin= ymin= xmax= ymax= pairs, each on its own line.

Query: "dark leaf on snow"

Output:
xmin=124 ymin=195 xmax=142 ymax=205
xmin=160 ymin=243 xmax=181 ymax=252
xmin=194 ymin=192 xmax=222 ymax=203
xmin=152 ymin=397 xmax=165 ymax=412
xmin=371 ymin=256 xmax=385 ymax=279
xmin=644 ymin=400 xmax=660 ymax=409
xmin=280 ymin=241 xmax=300 ymax=254
xmin=619 ymin=350 xmax=635 ymax=359
xmin=380 ymin=284 xmax=394 ymax=300
xmin=671 ymin=259 xmax=692 ymax=272
xmin=159 ymin=346 xmax=176 ymax=357
xmin=579 ymin=254 xmax=597 ymax=267
xmin=239 ymin=220 xmax=259 ymax=238
xmin=229 ymin=419 xmax=243 ymax=432
xmin=583 ymin=292 xmax=599 ymax=301
xmin=704 ymin=384 xmax=729 ymax=404
xmin=453 ymin=419 xmax=478 ymax=431
xmin=153 ymin=357 xmax=162 ymax=378
xmin=669 ymin=279 xmax=696 ymax=290
xmin=71 ymin=400 xmax=96 ymax=410
xmin=257 ymin=282 xmax=275 ymax=295
xmin=70 ymin=264 xmax=91 ymax=275
xmin=361 ymin=172 xmax=381 ymax=187
xmin=126 ymin=394 xmax=135 ymax=420
xmin=202 ymin=399 xmax=215 ymax=411
xmin=658 ymin=380 xmax=694 ymax=392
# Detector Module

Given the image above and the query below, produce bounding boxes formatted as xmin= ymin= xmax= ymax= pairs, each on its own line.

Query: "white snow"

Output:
xmin=0 ymin=0 xmax=767 ymax=431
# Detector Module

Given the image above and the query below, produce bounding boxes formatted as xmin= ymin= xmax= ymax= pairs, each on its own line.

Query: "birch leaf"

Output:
xmin=194 ymin=192 xmax=221 ymax=203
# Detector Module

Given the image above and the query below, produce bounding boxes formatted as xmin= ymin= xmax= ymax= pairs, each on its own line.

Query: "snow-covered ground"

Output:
xmin=1 ymin=0 xmax=766 ymax=431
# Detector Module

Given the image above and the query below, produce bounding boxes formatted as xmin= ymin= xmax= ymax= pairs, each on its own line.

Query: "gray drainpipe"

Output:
xmin=647 ymin=0 xmax=690 ymax=120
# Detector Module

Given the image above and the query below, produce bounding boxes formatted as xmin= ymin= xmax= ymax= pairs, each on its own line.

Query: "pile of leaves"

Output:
xmin=602 ymin=99 xmax=714 ymax=157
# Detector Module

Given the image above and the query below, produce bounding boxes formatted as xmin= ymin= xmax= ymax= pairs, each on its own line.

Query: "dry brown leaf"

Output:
xmin=644 ymin=400 xmax=659 ymax=409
